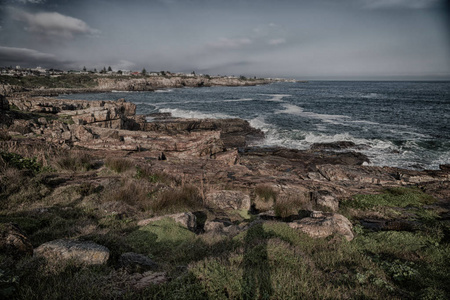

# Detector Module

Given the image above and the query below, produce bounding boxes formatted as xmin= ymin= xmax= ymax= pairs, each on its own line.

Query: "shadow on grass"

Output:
xmin=241 ymin=222 xmax=273 ymax=300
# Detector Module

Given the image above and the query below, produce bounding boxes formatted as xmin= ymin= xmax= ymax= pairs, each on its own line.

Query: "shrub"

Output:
xmin=104 ymin=157 xmax=134 ymax=173
xmin=151 ymin=186 xmax=203 ymax=214
xmin=0 ymin=151 xmax=46 ymax=173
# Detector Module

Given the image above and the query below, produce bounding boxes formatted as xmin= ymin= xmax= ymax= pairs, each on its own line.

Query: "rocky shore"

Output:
xmin=1 ymin=93 xmax=449 ymax=299
xmin=0 ymin=75 xmax=277 ymax=97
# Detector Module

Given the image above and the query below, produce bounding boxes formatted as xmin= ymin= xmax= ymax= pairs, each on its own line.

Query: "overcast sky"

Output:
xmin=0 ymin=0 xmax=449 ymax=80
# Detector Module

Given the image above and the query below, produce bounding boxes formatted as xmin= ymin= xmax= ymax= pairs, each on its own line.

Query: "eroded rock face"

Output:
xmin=205 ymin=190 xmax=251 ymax=211
xmin=137 ymin=212 xmax=197 ymax=231
xmin=0 ymin=223 xmax=33 ymax=258
xmin=288 ymin=213 xmax=354 ymax=241
xmin=33 ymin=239 xmax=110 ymax=265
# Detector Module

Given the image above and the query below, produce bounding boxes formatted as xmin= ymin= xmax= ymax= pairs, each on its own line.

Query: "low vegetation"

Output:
xmin=0 ymin=141 xmax=448 ymax=299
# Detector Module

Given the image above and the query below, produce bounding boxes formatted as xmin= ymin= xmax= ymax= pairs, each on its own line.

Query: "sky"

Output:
xmin=0 ymin=0 xmax=449 ymax=80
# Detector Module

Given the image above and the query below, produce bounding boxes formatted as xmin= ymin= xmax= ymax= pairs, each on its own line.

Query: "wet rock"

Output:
xmin=34 ymin=239 xmax=110 ymax=265
xmin=311 ymin=141 xmax=357 ymax=150
xmin=137 ymin=212 xmax=197 ymax=231
xmin=118 ymin=252 xmax=159 ymax=273
xmin=205 ymin=190 xmax=251 ymax=211
xmin=0 ymin=223 xmax=33 ymax=258
xmin=288 ymin=213 xmax=354 ymax=241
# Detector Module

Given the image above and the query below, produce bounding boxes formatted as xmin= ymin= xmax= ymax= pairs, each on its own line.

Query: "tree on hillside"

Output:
xmin=141 ymin=68 xmax=147 ymax=76
xmin=108 ymin=66 xmax=112 ymax=72
xmin=83 ymin=66 xmax=87 ymax=72
xmin=117 ymin=70 xmax=122 ymax=75
xmin=94 ymin=68 xmax=97 ymax=73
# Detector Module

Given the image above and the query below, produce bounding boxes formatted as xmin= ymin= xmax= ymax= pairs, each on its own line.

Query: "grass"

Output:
xmin=54 ymin=151 xmax=94 ymax=172
xmin=104 ymin=157 xmax=135 ymax=173
xmin=150 ymin=185 xmax=203 ymax=214
xmin=274 ymin=194 xmax=308 ymax=218
xmin=344 ymin=187 xmax=435 ymax=210
xmin=135 ymin=166 xmax=173 ymax=184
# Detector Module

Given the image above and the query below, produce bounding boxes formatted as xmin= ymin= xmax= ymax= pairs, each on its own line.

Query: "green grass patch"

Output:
xmin=344 ymin=187 xmax=435 ymax=210
xmin=0 ymin=151 xmax=49 ymax=174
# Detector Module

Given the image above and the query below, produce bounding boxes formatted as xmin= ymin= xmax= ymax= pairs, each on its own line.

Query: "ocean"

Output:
xmin=58 ymin=81 xmax=450 ymax=170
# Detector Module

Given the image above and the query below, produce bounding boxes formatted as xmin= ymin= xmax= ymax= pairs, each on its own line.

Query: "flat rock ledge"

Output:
xmin=137 ymin=212 xmax=197 ymax=231
xmin=288 ymin=213 xmax=354 ymax=241
xmin=34 ymin=239 xmax=110 ymax=265
xmin=205 ymin=190 xmax=251 ymax=211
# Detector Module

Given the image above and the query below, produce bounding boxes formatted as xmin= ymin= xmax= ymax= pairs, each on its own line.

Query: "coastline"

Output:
xmin=1 ymin=88 xmax=449 ymax=298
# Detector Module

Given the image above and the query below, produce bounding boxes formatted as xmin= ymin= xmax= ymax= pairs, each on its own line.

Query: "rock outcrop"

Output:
xmin=0 ymin=223 xmax=33 ymax=258
xmin=137 ymin=212 xmax=197 ymax=231
xmin=288 ymin=213 xmax=354 ymax=241
xmin=205 ymin=190 xmax=251 ymax=211
xmin=34 ymin=239 xmax=110 ymax=265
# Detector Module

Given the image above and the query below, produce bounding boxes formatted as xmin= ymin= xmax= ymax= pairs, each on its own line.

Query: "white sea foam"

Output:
xmin=155 ymin=89 xmax=174 ymax=93
xmin=223 ymin=98 xmax=255 ymax=102
xmin=259 ymin=94 xmax=291 ymax=102
xmin=275 ymin=104 xmax=350 ymax=124
xmin=159 ymin=108 xmax=233 ymax=119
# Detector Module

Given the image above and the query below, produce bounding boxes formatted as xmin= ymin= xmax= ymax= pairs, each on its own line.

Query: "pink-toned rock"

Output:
xmin=34 ymin=239 xmax=110 ymax=265
xmin=137 ymin=212 xmax=197 ymax=231
xmin=288 ymin=213 xmax=354 ymax=241
xmin=205 ymin=190 xmax=251 ymax=210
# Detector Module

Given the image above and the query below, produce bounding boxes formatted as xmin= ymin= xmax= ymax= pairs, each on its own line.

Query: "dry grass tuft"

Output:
xmin=274 ymin=194 xmax=309 ymax=218
xmin=105 ymin=157 xmax=134 ymax=173
xmin=54 ymin=151 xmax=94 ymax=172
xmin=150 ymin=185 xmax=203 ymax=214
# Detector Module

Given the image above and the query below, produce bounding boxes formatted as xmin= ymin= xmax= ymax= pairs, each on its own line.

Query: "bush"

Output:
xmin=0 ymin=151 xmax=46 ymax=173
xmin=255 ymin=185 xmax=277 ymax=202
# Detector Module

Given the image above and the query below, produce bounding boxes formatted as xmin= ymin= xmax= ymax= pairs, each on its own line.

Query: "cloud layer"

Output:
xmin=11 ymin=8 xmax=99 ymax=39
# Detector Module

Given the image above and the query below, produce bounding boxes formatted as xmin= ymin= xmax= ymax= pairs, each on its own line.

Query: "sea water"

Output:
xmin=59 ymin=81 xmax=450 ymax=170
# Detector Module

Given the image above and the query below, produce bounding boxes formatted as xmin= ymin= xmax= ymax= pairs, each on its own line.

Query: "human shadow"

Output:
xmin=241 ymin=221 xmax=273 ymax=300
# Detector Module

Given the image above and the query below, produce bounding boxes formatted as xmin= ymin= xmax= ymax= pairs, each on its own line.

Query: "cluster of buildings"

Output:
xmin=0 ymin=66 xmax=252 ymax=80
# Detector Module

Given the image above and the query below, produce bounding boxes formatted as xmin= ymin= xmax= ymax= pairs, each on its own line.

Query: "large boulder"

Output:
xmin=205 ymin=190 xmax=251 ymax=211
xmin=34 ymin=239 xmax=110 ymax=265
xmin=288 ymin=213 xmax=354 ymax=241
xmin=0 ymin=223 xmax=33 ymax=258
xmin=137 ymin=212 xmax=197 ymax=231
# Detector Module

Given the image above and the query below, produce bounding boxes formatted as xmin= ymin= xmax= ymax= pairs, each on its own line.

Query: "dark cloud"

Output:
xmin=0 ymin=46 xmax=63 ymax=67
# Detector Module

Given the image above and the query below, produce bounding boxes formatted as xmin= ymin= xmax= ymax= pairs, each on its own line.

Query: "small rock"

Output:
xmin=34 ymin=239 xmax=110 ymax=265
xmin=288 ymin=213 xmax=354 ymax=241
xmin=0 ymin=223 xmax=33 ymax=258
xmin=138 ymin=212 xmax=197 ymax=231
xmin=313 ymin=190 xmax=339 ymax=212
xmin=118 ymin=252 xmax=158 ymax=273
xmin=134 ymin=271 xmax=168 ymax=290
xmin=205 ymin=190 xmax=251 ymax=211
